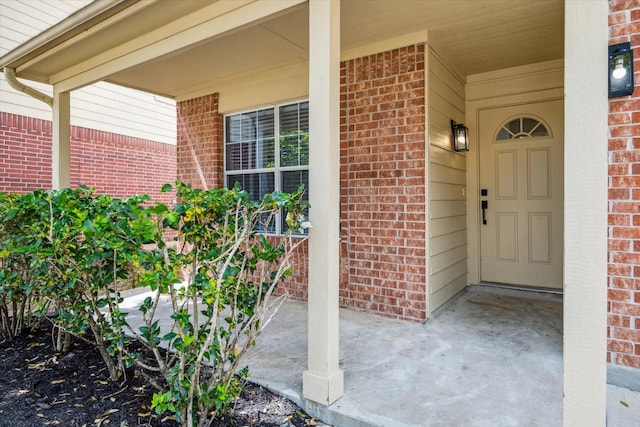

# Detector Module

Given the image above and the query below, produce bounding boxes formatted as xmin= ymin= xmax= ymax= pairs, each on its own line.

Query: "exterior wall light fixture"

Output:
xmin=451 ymin=119 xmax=469 ymax=152
xmin=609 ymin=42 xmax=634 ymax=98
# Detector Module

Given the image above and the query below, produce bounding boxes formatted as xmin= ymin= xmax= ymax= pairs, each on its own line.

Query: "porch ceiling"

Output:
xmin=0 ymin=0 xmax=563 ymax=99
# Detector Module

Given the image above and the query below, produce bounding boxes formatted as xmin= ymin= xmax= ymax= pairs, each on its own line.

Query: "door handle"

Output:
xmin=481 ymin=200 xmax=488 ymax=225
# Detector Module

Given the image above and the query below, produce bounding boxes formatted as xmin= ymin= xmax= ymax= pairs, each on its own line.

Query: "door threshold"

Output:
xmin=474 ymin=282 xmax=563 ymax=301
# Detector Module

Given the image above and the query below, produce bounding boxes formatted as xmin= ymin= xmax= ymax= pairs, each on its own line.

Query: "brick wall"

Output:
xmin=339 ymin=44 xmax=427 ymax=321
xmin=0 ymin=112 xmax=176 ymax=205
xmin=177 ymin=93 xmax=224 ymax=189
xmin=177 ymin=45 xmax=427 ymax=321
xmin=608 ymin=0 xmax=640 ymax=369
xmin=0 ymin=113 xmax=52 ymax=191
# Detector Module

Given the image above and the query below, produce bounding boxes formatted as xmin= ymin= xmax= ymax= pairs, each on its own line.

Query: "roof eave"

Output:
xmin=0 ymin=0 xmax=134 ymax=75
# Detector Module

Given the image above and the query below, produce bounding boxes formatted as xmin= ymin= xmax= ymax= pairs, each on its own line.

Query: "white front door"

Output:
xmin=479 ymin=100 xmax=563 ymax=289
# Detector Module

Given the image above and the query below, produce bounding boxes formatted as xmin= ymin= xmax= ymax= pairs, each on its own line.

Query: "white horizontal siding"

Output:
xmin=430 ymin=274 xmax=466 ymax=310
xmin=430 ymin=260 xmax=467 ymax=294
xmin=430 ymin=215 xmax=467 ymax=238
xmin=430 ymin=163 xmax=466 ymax=184
xmin=429 ymin=200 xmax=466 ymax=219
xmin=427 ymin=46 xmax=468 ymax=313
xmin=1 ymin=16 xmax=40 ymax=50
xmin=430 ymin=229 xmax=467 ymax=256
xmin=72 ymin=82 xmax=176 ymax=143
xmin=430 ymin=245 xmax=467 ymax=275
xmin=429 ymin=181 xmax=465 ymax=202
xmin=0 ymin=0 xmax=176 ymax=145
xmin=0 ymin=0 xmax=92 ymax=56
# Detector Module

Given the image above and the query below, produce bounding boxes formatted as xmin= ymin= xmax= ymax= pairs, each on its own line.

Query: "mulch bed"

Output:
xmin=0 ymin=321 xmax=317 ymax=427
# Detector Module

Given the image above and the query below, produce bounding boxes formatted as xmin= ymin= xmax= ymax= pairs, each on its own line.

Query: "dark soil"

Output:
xmin=0 ymin=322 xmax=316 ymax=427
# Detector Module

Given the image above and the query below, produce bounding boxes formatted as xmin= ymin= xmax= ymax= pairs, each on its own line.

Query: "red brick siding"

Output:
xmin=0 ymin=112 xmax=176 ymax=204
xmin=177 ymin=93 xmax=223 ymax=189
xmin=266 ymin=237 xmax=308 ymax=301
xmin=282 ymin=240 xmax=309 ymax=300
xmin=339 ymin=44 xmax=427 ymax=321
xmin=608 ymin=0 xmax=640 ymax=369
xmin=0 ymin=113 xmax=52 ymax=191
xmin=177 ymin=45 xmax=427 ymax=321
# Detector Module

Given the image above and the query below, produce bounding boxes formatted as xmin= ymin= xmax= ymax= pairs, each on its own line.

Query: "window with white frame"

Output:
xmin=224 ymin=100 xmax=309 ymax=234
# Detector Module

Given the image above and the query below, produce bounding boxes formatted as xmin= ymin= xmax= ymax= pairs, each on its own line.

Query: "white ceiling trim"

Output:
xmin=51 ymin=0 xmax=306 ymax=92
xmin=341 ymin=29 xmax=429 ymax=62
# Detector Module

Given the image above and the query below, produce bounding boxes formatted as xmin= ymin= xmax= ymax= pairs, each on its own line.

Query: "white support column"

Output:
xmin=563 ymin=1 xmax=608 ymax=426
xmin=303 ymin=0 xmax=344 ymax=405
xmin=52 ymin=89 xmax=71 ymax=189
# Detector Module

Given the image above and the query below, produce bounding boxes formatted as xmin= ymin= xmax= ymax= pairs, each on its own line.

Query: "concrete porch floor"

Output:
xmin=241 ymin=286 xmax=640 ymax=427
xmin=121 ymin=285 xmax=640 ymax=426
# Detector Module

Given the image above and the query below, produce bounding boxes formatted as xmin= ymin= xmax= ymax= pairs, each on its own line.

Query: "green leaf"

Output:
xmin=183 ymin=334 xmax=195 ymax=347
xmin=165 ymin=212 xmax=179 ymax=227
xmin=148 ymin=203 xmax=169 ymax=215
xmin=161 ymin=332 xmax=177 ymax=341
xmin=82 ymin=219 xmax=95 ymax=235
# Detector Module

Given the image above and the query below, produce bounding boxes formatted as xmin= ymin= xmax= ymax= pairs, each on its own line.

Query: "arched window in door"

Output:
xmin=495 ymin=116 xmax=550 ymax=141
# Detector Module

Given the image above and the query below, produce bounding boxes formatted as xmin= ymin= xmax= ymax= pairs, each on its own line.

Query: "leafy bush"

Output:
xmin=0 ymin=183 xmax=309 ymax=426
xmin=132 ymin=182 xmax=309 ymax=427
xmin=0 ymin=191 xmax=51 ymax=340
xmin=39 ymin=187 xmax=156 ymax=381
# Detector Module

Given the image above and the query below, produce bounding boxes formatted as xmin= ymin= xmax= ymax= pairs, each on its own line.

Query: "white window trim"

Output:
xmin=223 ymin=99 xmax=309 ymax=235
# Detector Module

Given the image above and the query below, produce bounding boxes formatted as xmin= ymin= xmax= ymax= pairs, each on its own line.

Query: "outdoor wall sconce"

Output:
xmin=609 ymin=42 xmax=634 ymax=98
xmin=451 ymin=120 xmax=469 ymax=152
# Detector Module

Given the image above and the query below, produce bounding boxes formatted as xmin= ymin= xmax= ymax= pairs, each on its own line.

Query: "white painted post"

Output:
xmin=52 ymin=89 xmax=71 ymax=189
xmin=563 ymin=1 xmax=608 ymax=425
xmin=303 ymin=0 xmax=344 ymax=405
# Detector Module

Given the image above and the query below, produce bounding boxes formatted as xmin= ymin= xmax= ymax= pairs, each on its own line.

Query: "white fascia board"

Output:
xmin=0 ymin=0 xmax=129 ymax=73
xmin=16 ymin=0 xmax=160 ymax=76
xmin=51 ymin=0 xmax=306 ymax=93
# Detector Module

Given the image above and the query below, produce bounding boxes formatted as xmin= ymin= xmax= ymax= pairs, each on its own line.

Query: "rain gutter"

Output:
xmin=4 ymin=67 xmax=52 ymax=107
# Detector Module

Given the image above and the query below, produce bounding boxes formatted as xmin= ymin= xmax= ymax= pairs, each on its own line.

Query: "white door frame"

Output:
xmin=466 ymin=61 xmax=565 ymax=285
xmin=476 ymin=97 xmax=564 ymax=291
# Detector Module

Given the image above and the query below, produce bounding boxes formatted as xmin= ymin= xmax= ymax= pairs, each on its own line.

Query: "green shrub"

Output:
xmin=133 ymin=182 xmax=309 ymax=427
xmin=0 ymin=187 xmax=157 ymax=378
xmin=39 ymin=187 xmax=157 ymax=381
xmin=0 ymin=191 xmax=51 ymax=340
xmin=0 ymin=183 xmax=309 ymax=426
